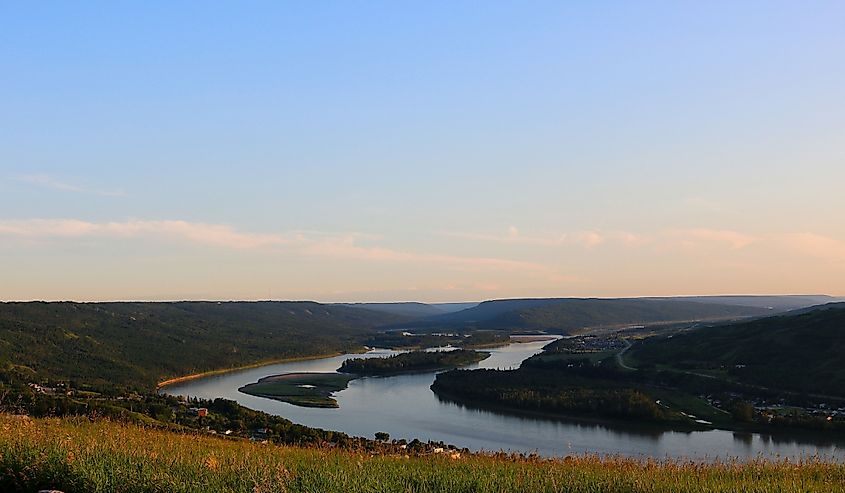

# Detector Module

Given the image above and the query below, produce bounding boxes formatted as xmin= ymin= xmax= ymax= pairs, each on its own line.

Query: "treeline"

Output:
xmin=432 ymin=368 xmax=668 ymax=422
xmin=460 ymin=333 xmax=511 ymax=348
xmin=339 ymin=349 xmax=490 ymax=375
xmin=365 ymin=332 xmax=509 ymax=350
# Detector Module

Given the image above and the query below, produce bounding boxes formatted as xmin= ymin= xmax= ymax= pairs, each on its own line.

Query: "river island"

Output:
xmin=239 ymin=349 xmax=490 ymax=408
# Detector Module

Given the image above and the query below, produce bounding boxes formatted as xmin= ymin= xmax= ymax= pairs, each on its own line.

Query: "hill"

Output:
xmin=335 ymin=302 xmax=447 ymax=318
xmin=0 ymin=301 xmax=405 ymax=391
xmin=652 ymin=295 xmax=844 ymax=311
xmin=430 ymin=302 xmax=480 ymax=313
xmin=336 ymin=302 xmax=480 ymax=318
xmin=1 ymin=413 xmax=841 ymax=493
xmin=629 ymin=303 xmax=845 ymax=396
xmin=393 ymin=298 xmax=773 ymax=333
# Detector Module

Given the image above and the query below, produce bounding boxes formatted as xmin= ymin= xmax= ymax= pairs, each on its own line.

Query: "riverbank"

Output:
xmin=431 ymin=378 xmax=845 ymax=442
xmin=509 ymin=335 xmax=559 ymax=343
xmin=156 ymin=350 xmax=361 ymax=390
xmin=157 ymin=337 xmax=548 ymax=390
xmin=464 ymin=335 xmax=557 ymax=350
xmin=431 ymin=387 xmax=711 ymax=434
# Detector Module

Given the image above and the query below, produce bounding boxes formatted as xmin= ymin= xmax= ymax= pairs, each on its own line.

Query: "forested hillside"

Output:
xmin=395 ymin=298 xmax=772 ymax=332
xmin=630 ymin=303 xmax=845 ymax=396
xmin=0 ymin=301 xmax=404 ymax=390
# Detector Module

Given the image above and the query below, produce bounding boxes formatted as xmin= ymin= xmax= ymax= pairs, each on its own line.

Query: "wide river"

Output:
xmin=162 ymin=339 xmax=844 ymax=461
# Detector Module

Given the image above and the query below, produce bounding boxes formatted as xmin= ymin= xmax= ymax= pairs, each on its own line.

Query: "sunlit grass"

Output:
xmin=1 ymin=414 xmax=843 ymax=492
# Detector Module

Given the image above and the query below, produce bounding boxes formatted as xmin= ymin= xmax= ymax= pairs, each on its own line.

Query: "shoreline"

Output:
xmin=156 ymin=349 xmax=364 ymax=390
xmin=508 ymin=335 xmax=559 ymax=343
xmin=156 ymin=338 xmax=521 ymax=390
xmin=430 ymin=387 xmax=845 ymax=442
xmin=430 ymin=387 xmax=710 ymax=433
xmin=157 ymin=337 xmax=553 ymax=392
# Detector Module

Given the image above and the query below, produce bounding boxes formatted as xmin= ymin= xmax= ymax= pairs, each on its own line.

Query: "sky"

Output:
xmin=1 ymin=1 xmax=844 ymax=302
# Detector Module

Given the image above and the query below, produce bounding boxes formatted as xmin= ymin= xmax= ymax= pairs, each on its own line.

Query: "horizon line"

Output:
xmin=1 ymin=293 xmax=841 ymax=305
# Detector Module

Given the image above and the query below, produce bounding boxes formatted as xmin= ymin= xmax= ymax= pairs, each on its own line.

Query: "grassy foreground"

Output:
xmin=1 ymin=415 xmax=844 ymax=493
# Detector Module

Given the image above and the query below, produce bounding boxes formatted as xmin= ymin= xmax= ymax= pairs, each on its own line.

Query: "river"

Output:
xmin=161 ymin=339 xmax=844 ymax=461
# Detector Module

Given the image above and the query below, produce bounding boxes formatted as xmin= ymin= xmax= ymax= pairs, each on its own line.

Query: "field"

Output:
xmin=2 ymin=414 xmax=844 ymax=493
xmin=238 ymin=373 xmax=354 ymax=408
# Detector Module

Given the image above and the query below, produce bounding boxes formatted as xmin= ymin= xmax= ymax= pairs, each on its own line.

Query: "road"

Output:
xmin=615 ymin=338 xmax=637 ymax=370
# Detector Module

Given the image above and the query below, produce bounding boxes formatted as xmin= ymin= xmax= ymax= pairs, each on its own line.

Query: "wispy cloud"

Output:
xmin=444 ymin=228 xmax=644 ymax=248
xmin=0 ymin=219 xmax=291 ymax=249
xmin=448 ymin=226 xmax=763 ymax=252
xmin=15 ymin=174 xmax=126 ymax=197
xmin=783 ymin=233 xmax=845 ymax=263
xmin=0 ymin=218 xmax=571 ymax=278
xmin=303 ymin=235 xmax=559 ymax=274
xmin=671 ymin=228 xmax=757 ymax=250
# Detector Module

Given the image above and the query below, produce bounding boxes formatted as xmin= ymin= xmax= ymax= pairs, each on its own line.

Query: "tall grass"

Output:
xmin=0 ymin=414 xmax=842 ymax=492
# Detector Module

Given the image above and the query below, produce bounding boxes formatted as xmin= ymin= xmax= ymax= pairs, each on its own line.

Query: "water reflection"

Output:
xmin=732 ymin=432 xmax=753 ymax=451
xmin=433 ymin=392 xmax=667 ymax=441
xmin=162 ymin=340 xmax=845 ymax=461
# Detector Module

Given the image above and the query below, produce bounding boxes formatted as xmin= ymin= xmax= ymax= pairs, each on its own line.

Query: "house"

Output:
xmin=189 ymin=407 xmax=209 ymax=417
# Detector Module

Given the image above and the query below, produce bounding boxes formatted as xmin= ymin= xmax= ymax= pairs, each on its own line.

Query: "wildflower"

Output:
xmin=204 ymin=455 xmax=220 ymax=471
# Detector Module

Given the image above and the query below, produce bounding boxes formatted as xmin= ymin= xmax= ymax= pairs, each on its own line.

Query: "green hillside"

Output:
xmin=630 ymin=303 xmax=845 ymax=396
xmin=0 ymin=301 xmax=404 ymax=391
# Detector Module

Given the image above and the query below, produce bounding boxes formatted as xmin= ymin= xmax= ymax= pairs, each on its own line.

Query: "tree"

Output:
xmin=374 ymin=431 xmax=390 ymax=442
xmin=730 ymin=400 xmax=755 ymax=422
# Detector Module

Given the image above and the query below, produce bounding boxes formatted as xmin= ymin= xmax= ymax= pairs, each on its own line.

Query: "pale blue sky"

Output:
xmin=2 ymin=2 xmax=844 ymax=301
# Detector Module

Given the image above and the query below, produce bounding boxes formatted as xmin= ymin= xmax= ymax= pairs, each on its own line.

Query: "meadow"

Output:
xmin=1 ymin=414 xmax=843 ymax=493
